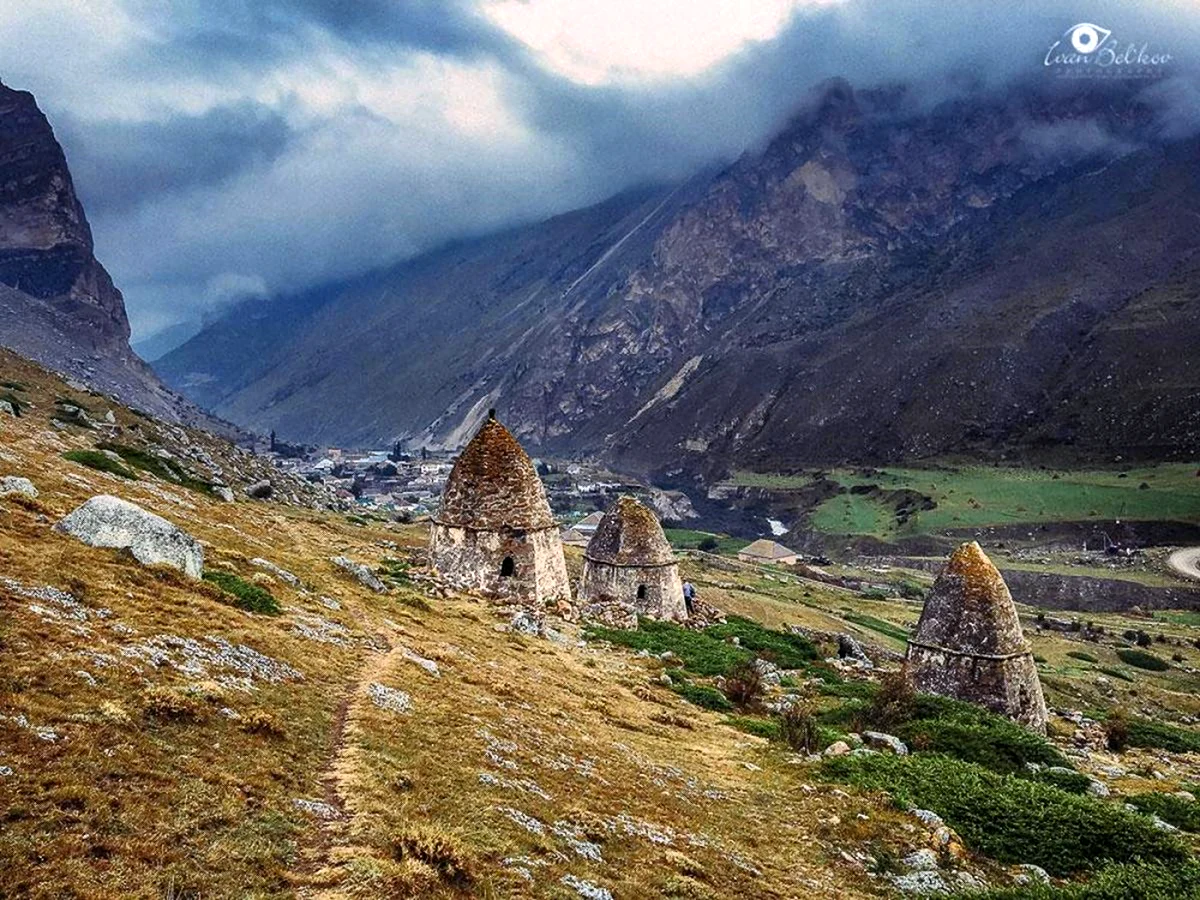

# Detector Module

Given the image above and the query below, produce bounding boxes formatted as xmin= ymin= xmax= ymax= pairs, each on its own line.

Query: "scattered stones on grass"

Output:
xmin=498 ymin=806 xmax=545 ymax=835
xmin=119 ymin=634 xmax=302 ymax=686
xmin=319 ymin=595 xmax=341 ymax=610
xmin=367 ymin=682 xmax=412 ymax=714
xmin=291 ymin=613 xmax=351 ymax=647
xmin=245 ymin=480 xmax=273 ymax=499
xmin=560 ymin=874 xmax=613 ymax=900
xmin=0 ymin=476 xmax=37 ymax=498
xmin=330 ymin=555 xmax=388 ymax=593
xmin=862 ymin=731 xmax=908 ymax=755
xmin=292 ymin=798 xmax=342 ymax=820
xmin=552 ymin=821 xmax=604 ymax=861
xmin=0 ymin=765 xmax=13 ymax=777
xmin=911 ymin=809 xmax=945 ymax=829
xmin=903 ymin=849 xmax=939 ymax=872
xmin=478 ymin=771 xmax=551 ymax=800
xmin=56 ymin=495 xmax=204 ymax=578
xmin=250 ymin=557 xmax=302 ymax=587
xmin=1014 ymin=864 xmax=1050 ymax=885
xmin=400 ymin=645 xmax=440 ymax=678
xmin=891 ymin=870 xmax=948 ymax=895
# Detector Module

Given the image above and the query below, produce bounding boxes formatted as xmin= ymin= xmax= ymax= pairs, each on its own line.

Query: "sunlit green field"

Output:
xmin=733 ymin=464 xmax=1200 ymax=539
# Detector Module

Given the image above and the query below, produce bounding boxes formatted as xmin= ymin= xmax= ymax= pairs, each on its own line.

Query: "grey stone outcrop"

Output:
xmin=55 ymin=495 xmax=204 ymax=578
xmin=0 ymin=476 xmax=37 ymax=498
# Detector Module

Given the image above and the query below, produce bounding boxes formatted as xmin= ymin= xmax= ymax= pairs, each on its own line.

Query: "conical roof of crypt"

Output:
xmin=911 ymin=541 xmax=1028 ymax=656
xmin=585 ymin=496 xmax=676 ymax=567
xmin=436 ymin=413 xmax=556 ymax=531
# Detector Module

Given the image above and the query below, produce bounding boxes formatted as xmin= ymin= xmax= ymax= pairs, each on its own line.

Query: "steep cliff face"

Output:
xmin=157 ymin=78 xmax=1200 ymax=469
xmin=0 ymin=81 xmax=209 ymax=425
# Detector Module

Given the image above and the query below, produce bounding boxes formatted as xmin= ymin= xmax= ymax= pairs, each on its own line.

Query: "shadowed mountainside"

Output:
xmin=157 ymin=78 xmax=1200 ymax=472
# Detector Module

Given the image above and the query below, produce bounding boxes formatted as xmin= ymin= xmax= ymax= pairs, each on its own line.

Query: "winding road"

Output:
xmin=1168 ymin=547 xmax=1200 ymax=582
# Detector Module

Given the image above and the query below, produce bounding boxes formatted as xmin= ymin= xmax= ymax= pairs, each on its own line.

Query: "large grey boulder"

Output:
xmin=56 ymin=495 xmax=204 ymax=578
xmin=0 ymin=476 xmax=37 ymax=499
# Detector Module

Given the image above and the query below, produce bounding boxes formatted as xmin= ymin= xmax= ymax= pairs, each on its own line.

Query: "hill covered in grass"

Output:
xmin=8 ymin=351 xmax=1200 ymax=898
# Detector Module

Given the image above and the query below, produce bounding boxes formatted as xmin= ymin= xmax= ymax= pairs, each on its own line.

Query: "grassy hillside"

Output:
xmin=726 ymin=464 xmax=1200 ymax=539
xmin=8 ymin=353 xmax=1200 ymax=898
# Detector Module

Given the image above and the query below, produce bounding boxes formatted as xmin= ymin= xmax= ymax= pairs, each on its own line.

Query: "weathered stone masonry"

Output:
xmin=906 ymin=541 xmax=1048 ymax=733
xmin=579 ymin=496 xmax=686 ymax=628
xmin=430 ymin=413 xmax=569 ymax=606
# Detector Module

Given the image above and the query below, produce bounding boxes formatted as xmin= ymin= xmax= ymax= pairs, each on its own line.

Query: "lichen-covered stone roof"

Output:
xmin=911 ymin=541 xmax=1027 ymax=656
xmin=436 ymin=416 xmax=556 ymax=531
xmin=585 ymin=496 xmax=676 ymax=567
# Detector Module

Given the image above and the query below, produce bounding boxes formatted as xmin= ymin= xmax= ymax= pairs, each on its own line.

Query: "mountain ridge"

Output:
xmin=0 ymin=80 xmax=220 ymax=429
xmin=155 ymin=77 xmax=1200 ymax=472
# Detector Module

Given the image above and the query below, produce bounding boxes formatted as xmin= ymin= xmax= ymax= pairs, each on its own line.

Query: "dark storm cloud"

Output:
xmin=59 ymin=103 xmax=294 ymax=214
xmin=4 ymin=0 xmax=1198 ymax=342
xmin=125 ymin=0 xmax=523 ymax=74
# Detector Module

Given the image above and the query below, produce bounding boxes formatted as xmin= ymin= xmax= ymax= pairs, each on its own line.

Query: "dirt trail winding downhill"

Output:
xmin=1168 ymin=547 xmax=1200 ymax=582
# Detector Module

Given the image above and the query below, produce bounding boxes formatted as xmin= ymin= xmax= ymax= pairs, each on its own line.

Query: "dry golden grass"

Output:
xmin=12 ymin=350 xmax=1200 ymax=897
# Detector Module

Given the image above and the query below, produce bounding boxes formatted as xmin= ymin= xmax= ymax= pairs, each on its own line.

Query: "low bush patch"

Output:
xmin=202 ymin=570 xmax=281 ymax=615
xmin=63 ymin=449 xmax=136 ymax=479
xmin=671 ymin=680 xmax=733 ymax=712
xmin=1117 ymin=649 xmax=1170 ymax=672
xmin=95 ymin=442 xmax=214 ymax=494
xmin=967 ymin=859 xmax=1200 ymax=899
xmin=1124 ymin=716 xmax=1200 ymax=753
xmin=1067 ymin=650 xmax=1099 ymax=664
xmin=1126 ymin=792 xmax=1200 ymax=833
xmin=585 ymin=617 xmax=750 ymax=676
xmin=704 ymin=616 xmax=817 ymax=668
xmin=821 ymin=753 xmax=1188 ymax=876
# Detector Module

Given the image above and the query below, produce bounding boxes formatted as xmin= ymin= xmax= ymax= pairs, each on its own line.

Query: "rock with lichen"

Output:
xmin=906 ymin=541 xmax=1048 ymax=733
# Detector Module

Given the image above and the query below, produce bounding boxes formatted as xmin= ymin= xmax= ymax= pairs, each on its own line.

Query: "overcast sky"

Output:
xmin=1 ymin=0 xmax=1196 ymax=341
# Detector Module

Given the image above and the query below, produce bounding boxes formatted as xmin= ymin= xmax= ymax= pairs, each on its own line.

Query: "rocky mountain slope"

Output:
xmin=157 ymin=78 xmax=1200 ymax=474
xmin=0 ymin=81 xmax=215 ymax=428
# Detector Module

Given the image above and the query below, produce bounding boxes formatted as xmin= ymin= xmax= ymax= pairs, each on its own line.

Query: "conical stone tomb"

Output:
xmin=906 ymin=541 xmax=1048 ymax=733
xmin=430 ymin=412 xmax=569 ymax=606
xmin=578 ymin=496 xmax=686 ymax=628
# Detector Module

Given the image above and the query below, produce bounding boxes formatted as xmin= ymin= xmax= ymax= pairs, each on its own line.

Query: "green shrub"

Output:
xmin=861 ymin=588 xmax=891 ymax=601
xmin=62 ymin=449 xmax=136 ymax=479
xmin=722 ymin=660 xmax=765 ymax=707
xmin=1068 ymin=650 xmax=1099 ymax=664
xmin=671 ymin=681 xmax=733 ymax=712
xmin=821 ymin=753 xmax=1187 ymax=876
xmin=722 ymin=715 xmax=780 ymax=741
xmin=817 ymin=680 xmax=878 ymax=701
xmin=778 ymin=702 xmax=821 ymax=753
xmin=704 ymin=616 xmax=817 ymax=668
xmin=901 ymin=717 xmax=1069 ymax=775
xmin=1117 ymin=649 xmax=1170 ymax=672
xmin=1098 ymin=666 xmax=1134 ymax=683
xmin=1126 ymin=792 xmax=1200 ymax=833
xmin=587 ymin=615 xmax=814 ymax=677
xmin=1124 ymin=716 xmax=1200 ymax=754
xmin=968 ymin=859 xmax=1200 ymax=899
xmin=202 ymin=570 xmax=281 ymax=615
xmin=585 ymin=618 xmax=750 ymax=676
xmin=898 ymin=580 xmax=926 ymax=600
xmin=841 ymin=612 xmax=909 ymax=642
xmin=697 ymin=536 xmax=720 ymax=552
xmin=1030 ymin=768 xmax=1093 ymax=795
xmin=95 ymin=442 xmax=214 ymax=494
